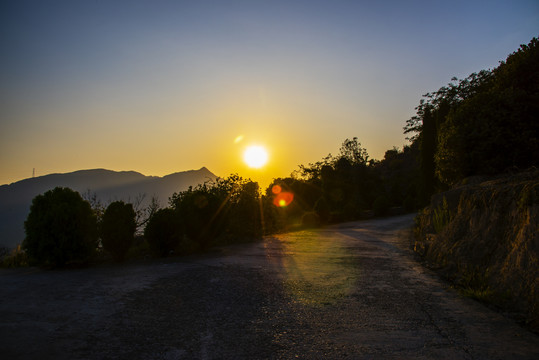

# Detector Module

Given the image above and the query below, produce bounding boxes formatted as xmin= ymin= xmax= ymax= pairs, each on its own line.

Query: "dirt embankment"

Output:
xmin=414 ymin=169 xmax=539 ymax=330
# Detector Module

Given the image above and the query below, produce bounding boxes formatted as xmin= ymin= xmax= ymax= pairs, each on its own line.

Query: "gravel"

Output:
xmin=2 ymin=214 xmax=539 ymax=359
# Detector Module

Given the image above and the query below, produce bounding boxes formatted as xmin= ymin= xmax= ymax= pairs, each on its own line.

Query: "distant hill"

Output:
xmin=0 ymin=167 xmax=217 ymax=249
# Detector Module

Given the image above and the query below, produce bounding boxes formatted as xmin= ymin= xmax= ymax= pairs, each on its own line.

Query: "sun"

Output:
xmin=243 ymin=145 xmax=269 ymax=168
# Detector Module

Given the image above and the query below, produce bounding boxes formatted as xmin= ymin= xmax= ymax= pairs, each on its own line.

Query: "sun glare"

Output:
xmin=243 ymin=145 xmax=268 ymax=168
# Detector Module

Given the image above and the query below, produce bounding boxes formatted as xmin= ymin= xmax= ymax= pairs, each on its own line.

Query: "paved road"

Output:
xmin=1 ymin=214 xmax=538 ymax=359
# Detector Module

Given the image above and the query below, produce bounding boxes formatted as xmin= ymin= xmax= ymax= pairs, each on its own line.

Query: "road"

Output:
xmin=1 ymin=214 xmax=538 ymax=359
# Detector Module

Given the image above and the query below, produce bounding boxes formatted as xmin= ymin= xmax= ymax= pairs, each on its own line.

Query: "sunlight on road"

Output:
xmin=263 ymin=229 xmax=359 ymax=306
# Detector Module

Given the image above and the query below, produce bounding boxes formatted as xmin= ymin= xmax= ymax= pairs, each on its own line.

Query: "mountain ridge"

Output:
xmin=0 ymin=167 xmax=217 ymax=249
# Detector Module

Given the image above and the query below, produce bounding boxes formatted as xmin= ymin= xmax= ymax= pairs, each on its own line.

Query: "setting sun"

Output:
xmin=243 ymin=145 xmax=269 ymax=168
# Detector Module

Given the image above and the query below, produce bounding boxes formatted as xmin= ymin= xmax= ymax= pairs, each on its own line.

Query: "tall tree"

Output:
xmin=101 ymin=201 xmax=136 ymax=262
xmin=23 ymin=187 xmax=97 ymax=267
xmin=435 ymin=38 xmax=538 ymax=185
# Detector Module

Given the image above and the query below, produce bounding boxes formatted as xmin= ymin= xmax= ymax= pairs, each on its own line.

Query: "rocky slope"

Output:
xmin=414 ymin=169 xmax=539 ymax=330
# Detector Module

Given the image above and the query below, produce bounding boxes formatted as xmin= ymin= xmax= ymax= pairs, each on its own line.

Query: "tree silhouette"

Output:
xmin=101 ymin=201 xmax=136 ymax=262
xmin=23 ymin=187 xmax=97 ymax=267
xmin=144 ymin=208 xmax=183 ymax=257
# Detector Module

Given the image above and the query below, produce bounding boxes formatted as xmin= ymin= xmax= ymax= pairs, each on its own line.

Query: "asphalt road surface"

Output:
xmin=1 ymin=214 xmax=538 ymax=359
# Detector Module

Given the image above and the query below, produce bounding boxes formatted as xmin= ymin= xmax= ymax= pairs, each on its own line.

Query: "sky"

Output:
xmin=1 ymin=0 xmax=538 ymax=188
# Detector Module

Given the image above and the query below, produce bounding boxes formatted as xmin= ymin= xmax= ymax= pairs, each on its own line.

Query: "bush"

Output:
xmin=301 ymin=212 xmax=320 ymax=228
xmin=403 ymin=195 xmax=416 ymax=212
xmin=172 ymin=188 xmax=221 ymax=248
xmin=432 ymin=196 xmax=453 ymax=233
xmin=373 ymin=195 xmax=390 ymax=217
xmin=0 ymin=245 xmax=28 ymax=268
xmin=23 ymin=187 xmax=97 ymax=267
xmin=314 ymin=197 xmax=330 ymax=224
xmin=171 ymin=175 xmax=263 ymax=247
xmin=101 ymin=201 xmax=136 ymax=262
xmin=144 ymin=208 xmax=183 ymax=257
xmin=0 ymin=246 xmax=9 ymax=262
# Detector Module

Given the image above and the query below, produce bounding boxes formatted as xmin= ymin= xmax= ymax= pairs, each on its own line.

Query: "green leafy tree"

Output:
xmin=23 ymin=187 xmax=97 ymax=267
xmin=100 ymin=201 xmax=136 ymax=262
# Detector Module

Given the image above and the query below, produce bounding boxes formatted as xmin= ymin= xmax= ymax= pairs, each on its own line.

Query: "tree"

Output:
xmin=129 ymin=193 xmax=161 ymax=234
xmin=435 ymin=38 xmax=538 ymax=185
xmin=403 ymin=69 xmax=493 ymax=190
xmin=100 ymin=201 xmax=136 ymax=262
xmin=419 ymin=105 xmax=437 ymax=202
xmin=171 ymin=184 xmax=224 ymax=248
xmin=373 ymin=194 xmax=390 ymax=217
xmin=227 ymin=180 xmax=262 ymax=240
xmin=144 ymin=208 xmax=183 ymax=257
xmin=376 ymin=144 xmax=420 ymax=208
xmin=23 ymin=187 xmax=97 ymax=267
xmin=404 ymin=38 xmax=539 ymax=188
xmin=314 ymin=197 xmax=330 ymax=224
xmin=339 ymin=137 xmax=369 ymax=165
xmin=170 ymin=174 xmax=263 ymax=247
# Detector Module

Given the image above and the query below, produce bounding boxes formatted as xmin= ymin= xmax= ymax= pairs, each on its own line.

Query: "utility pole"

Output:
xmin=32 ymin=168 xmax=35 ymax=178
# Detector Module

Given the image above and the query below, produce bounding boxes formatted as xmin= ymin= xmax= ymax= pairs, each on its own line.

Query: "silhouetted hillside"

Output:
xmin=0 ymin=167 xmax=217 ymax=249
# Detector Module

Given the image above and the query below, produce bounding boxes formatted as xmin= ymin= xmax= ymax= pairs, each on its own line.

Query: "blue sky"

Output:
xmin=1 ymin=0 xmax=538 ymax=187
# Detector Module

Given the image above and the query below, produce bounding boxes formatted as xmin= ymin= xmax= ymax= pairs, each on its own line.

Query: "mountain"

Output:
xmin=0 ymin=167 xmax=217 ymax=249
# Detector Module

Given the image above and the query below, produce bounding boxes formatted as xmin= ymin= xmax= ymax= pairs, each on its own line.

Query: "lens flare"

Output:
xmin=273 ymin=191 xmax=294 ymax=207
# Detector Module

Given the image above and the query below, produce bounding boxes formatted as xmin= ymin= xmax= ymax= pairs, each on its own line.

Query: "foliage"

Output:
xmin=301 ymin=212 xmax=320 ymax=228
xmin=295 ymin=154 xmax=334 ymax=181
xmin=403 ymin=195 xmax=416 ymax=212
xmin=372 ymin=194 xmax=390 ymax=217
xmin=144 ymin=208 xmax=183 ymax=257
xmin=376 ymin=143 xmax=420 ymax=207
xmin=338 ymin=137 xmax=369 ymax=165
xmin=0 ymin=245 xmax=28 ymax=268
xmin=100 ymin=201 xmax=136 ymax=262
xmin=82 ymin=189 xmax=106 ymax=222
xmin=0 ymin=246 xmax=9 ymax=262
xmin=267 ymin=137 xmax=421 ymax=229
xmin=518 ymin=182 xmax=539 ymax=211
xmin=130 ymin=193 xmax=161 ymax=234
xmin=432 ymin=196 xmax=453 ymax=234
xmin=437 ymin=38 xmax=539 ymax=185
xmin=23 ymin=187 xmax=98 ymax=267
xmin=125 ymin=236 xmax=151 ymax=260
xmin=314 ymin=197 xmax=330 ymax=225
xmin=170 ymin=174 xmax=263 ymax=248
xmin=405 ymin=37 xmax=539 ymax=189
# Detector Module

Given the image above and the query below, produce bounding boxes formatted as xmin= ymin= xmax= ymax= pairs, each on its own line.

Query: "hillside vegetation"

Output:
xmin=414 ymin=170 xmax=539 ymax=329
xmin=409 ymin=37 xmax=539 ymax=329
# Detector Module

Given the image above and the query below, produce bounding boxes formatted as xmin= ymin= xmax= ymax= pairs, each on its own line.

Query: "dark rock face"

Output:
xmin=414 ymin=169 xmax=539 ymax=330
